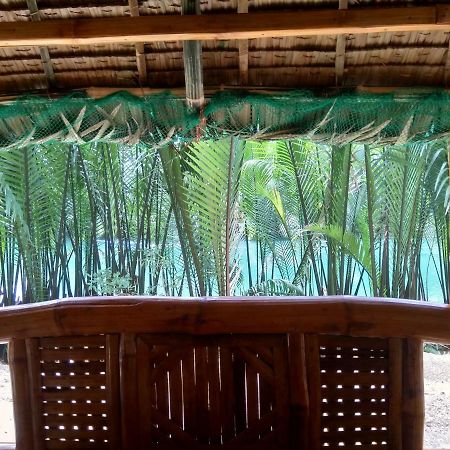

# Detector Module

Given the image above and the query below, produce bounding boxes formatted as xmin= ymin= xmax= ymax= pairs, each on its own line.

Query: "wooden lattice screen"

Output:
xmin=305 ymin=335 xmax=406 ymax=450
xmin=135 ymin=334 xmax=291 ymax=448
xmin=10 ymin=335 xmax=121 ymax=450
xmin=7 ymin=325 xmax=426 ymax=450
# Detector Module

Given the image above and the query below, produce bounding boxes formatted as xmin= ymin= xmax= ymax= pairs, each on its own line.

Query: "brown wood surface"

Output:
xmin=0 ymin=6 xmax=448 ymax=47
xmin=1 ymin=298 xmax=446 ymax=450
xmin=120 ymin=333 xmax=139 ymax=450
xmin=402 ymin=338 xmax=425 ymax=450
xmin=8 ymin=339 xmax=33 ymax=450
xmin=0 ymin=297 xmax=449 ymax=342
xmin=26 ymin=338 xmax=45 ymax=450
xmin=388 ymin=338 xmax=403 ymax=450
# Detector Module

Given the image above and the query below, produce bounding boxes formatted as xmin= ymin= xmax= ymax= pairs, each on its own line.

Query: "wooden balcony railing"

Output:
xmin=0 ymin=296 xmax=448 ymax=450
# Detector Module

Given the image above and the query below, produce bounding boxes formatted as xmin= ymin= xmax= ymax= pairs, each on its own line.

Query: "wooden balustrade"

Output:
xmin=0 ymin=296 xmax=448 ymax=450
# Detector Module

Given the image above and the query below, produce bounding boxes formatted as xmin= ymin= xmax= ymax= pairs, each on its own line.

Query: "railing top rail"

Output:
xmin=0 ymin=296 xmax=448 ymax=342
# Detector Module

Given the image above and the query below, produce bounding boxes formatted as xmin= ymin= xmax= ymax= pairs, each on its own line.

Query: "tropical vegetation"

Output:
xmin=0 ymin=138 xmax=448 ymax=305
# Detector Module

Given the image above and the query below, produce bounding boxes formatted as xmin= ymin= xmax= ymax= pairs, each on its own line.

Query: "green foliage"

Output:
xmin=0 ymin=138 xmax=448 ymax=303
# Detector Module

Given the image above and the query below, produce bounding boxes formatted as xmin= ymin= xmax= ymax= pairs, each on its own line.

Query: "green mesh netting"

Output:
xmin=1 ymin=89 xmax=450 ymax=148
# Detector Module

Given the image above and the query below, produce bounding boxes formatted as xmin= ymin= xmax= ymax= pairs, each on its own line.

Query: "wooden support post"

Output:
xmin=182 ymin=0 xmax=204 ymax=110
xmin=120 ymin=333 xmax=139 ymax=450
xmin=128 ymin=0 xmax=148 ymax=86
xmin=335 ymin=0 xmax=348 ymax=86
xmin=25 ymin=338 xmax=45 ymax=450
xmin=288 ymin=333 xmax=309 ymax=449
xmin=26 ymin=0 xmax=56 ymax=88
xmin=402 ymin=338 xmax=424 ymax=450
xmin=388 ymin=338 xmax=403 ymax=450
xmin=238 ymin=0 xmax=249 ymax=86
xmin=8 ymin=339 xmax=34 ymax=450
xmin=304 ymin=335 xmax=321 ymax=450
xmin=106 ymin=334 xmax=122 ymax=450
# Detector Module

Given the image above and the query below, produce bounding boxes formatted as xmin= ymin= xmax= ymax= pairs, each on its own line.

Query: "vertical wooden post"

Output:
xmin=106 ymin=334 xmax=121 ymax=450
xmin=8 ymin=339 xmax=34 ymax=450
xmin=288 ymin=333 xmax=309 ymax=449
xmin=388 ymin=338 xmax=403 ymax=450
xmin=25 ymin=338 xmax=45 ymax=450
xmin=305 ymin=335 xmax=321 ymax=450
xmin=238 ymin=0 xmax=249 ymax=86
xmin=402 ymin=338 xmax=424 ymax=450
xmin=128 ymin=0 xmax=148 ymax=85
xmin=26 ymin=0 xmax=56 ymax=88
xmin=120 ymin=333 xmax=139 ymax=450
xmin=335 ymin=0 xmax=348 ymax=86
xmin=182 ymin=0 xmax=204 ymax=110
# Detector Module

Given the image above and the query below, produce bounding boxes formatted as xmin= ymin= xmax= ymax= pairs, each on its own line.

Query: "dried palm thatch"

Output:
xmin=0 ymin=90 xmax=449 ymax=147
xmin=0 ymin=0 xmax=449 ymax=144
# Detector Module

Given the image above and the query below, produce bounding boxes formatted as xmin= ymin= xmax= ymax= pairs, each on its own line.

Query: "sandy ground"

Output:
xmin=0 ymin=353 xmax=449 ymax=447
xmin=0 ymin=362 xmax=13 ymax=443
xmin=424 ymin=352 xmax=450 ymax=449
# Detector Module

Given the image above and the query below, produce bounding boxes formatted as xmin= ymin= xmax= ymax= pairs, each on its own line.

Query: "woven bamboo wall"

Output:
xmin=8 ymin=331 xmax=424 ymax=450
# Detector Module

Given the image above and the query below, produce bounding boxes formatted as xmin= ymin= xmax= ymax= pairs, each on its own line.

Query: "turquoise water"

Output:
xmin=237 ymin=240 xmax=446 ymax=303
xmin=11 ymin=239 xmax=446 ymax=303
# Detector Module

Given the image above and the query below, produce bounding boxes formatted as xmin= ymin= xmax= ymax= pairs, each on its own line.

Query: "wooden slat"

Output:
xmin=219 ymin=345 xmax=234 ymax=443
xmin=41 ymin=360 xmax=106 ymax=375
xmin=42 ymin=374 xmax=106 ymax=388
xmin=106 ymin=334 xmax=121 ymax=450
xmin=0 ymin=6 xmax=448 ymax=47
xmin=402 ymin=338 xmax=424 ymax=450
xmin=26 ymin=338 xmax=45 ymax=450
xmin=45 ymin=441 xmax=108 ymax=450
xmin=44 ymin=415 xmax=109 ymax=428
xmin=40 ymin=335 xmax=106 ymax=348
xmin=42 ymin=401 xmax=108 ymax=415
xmin=321 ymin=372 xmax=389 ymax=384
xmin=388 ymin=338 xmax=403 ymax=450
xmin=288 ymin=333 xmax=309 ymax=449
xmin=8 ymin=339 xmax=33 ymax=450
xmin=136 ymin=337 xmax=152 ymax=448
xmin=42 ymin=390 xmax=106 ymax=401
xmin=273 ymin=341 xmax=290 ymax=448
xmin=207 ymin=346 xmax=222 ymax=444
xmin=119 ymin=333 xmax=139 ymax=450
xmin=195 ymin=345 xmax=209 ymax=444
xmin=305 ymin=335 xmax=321 ymax=450
xmin=40 ymin=347 xmax=106 ymax=361
xmin=322 ymin=414 xmax=388 ymax=428
xmin=321 ymin=386 xmax=388 ymax=400
xmin=182 ymin=347 xmax=196 ymax=437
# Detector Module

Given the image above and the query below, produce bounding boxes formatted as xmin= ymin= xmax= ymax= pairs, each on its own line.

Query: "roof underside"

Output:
xmin=0 ymin=0 xmax=449 ymax=98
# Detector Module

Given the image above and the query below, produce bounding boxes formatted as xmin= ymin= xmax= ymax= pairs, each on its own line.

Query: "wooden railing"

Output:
xmin=0 ymin=296 xmax=449 ymax=450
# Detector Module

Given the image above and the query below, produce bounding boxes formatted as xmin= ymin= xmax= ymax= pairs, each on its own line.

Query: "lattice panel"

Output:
xmin=28 ymin=334 xmax=120 ymax=449
xmin=316 ymin=335 xmax=391 ymax=449
xmin=136 ymin=334 xmax=291 ymax=449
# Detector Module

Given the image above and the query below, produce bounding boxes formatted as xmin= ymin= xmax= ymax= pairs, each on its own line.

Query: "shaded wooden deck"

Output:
xmin=0 ymin=296 xmax=449 ymax=449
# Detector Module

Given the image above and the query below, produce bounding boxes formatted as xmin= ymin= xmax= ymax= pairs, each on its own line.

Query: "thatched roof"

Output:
xmin=0 ymin=0 xmax=448 ymax=99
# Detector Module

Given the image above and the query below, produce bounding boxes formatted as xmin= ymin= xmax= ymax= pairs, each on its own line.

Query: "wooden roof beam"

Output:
xmin=0 ymin=5 xmax=449 ymax=46
xmin=26 ymin=0 xmax=56 ymax=88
